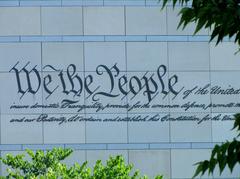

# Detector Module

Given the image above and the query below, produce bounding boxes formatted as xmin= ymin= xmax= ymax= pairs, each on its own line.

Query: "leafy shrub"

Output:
xmin=0 ymin=148 xmax=163 ymax=179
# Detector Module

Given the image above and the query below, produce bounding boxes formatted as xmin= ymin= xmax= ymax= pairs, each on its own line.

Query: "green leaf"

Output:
xmin=194 ymin=18 xmax=206 ymax=34
xmin=192 ymin=162 xmax=203 ymax=178
xmin=208 ymin=158 xmax=217 ymax=175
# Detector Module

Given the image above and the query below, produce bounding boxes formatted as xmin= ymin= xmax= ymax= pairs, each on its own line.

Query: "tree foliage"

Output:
xmin=161 ymin=0 xmax=240 ymax=45
xmin=0 ymin=148 xmax=163 ymax=179
xmin=192 ymin=114 xmax=240 ymax=178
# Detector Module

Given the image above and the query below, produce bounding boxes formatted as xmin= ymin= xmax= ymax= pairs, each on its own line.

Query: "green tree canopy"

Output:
xmin=161 ymin=0 xmax=240 ymax=45
xmin=0 ymin=148 xmax=163 ymax=179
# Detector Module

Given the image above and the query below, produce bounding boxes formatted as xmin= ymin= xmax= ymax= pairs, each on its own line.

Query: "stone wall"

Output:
xmin=0 ymin=1 xmax=239 ymax=178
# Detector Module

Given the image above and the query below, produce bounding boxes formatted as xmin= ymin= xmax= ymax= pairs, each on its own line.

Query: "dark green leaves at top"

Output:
xmin=161 ymin=0 xmax=189 ymax=9
xmin=160 ymin=0 xmax=240 ymax=47
xmin=178 ymin=8 xmax=194 ymax=29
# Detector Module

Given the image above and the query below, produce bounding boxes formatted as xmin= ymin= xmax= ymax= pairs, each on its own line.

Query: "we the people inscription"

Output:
xmin=8 ymin=62 xmax=238 ymax=124
xmin=0 ymin=3 xmax=240 ymax=178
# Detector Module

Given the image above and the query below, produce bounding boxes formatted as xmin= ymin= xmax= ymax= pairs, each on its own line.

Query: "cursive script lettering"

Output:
xmin=10 ymin=62 xmax=182 ymax=104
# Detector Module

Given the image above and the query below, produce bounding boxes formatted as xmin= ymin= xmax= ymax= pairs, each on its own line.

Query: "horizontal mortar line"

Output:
xmin=0 ymin=143 xmax=221 ymax=151
xmin=0 ymin=35 xmax=234 ymax=43
xmin=107 ymin=143 xmax=149 ymax=150
xmin=0 ymin=1 xmax=192 ymax=7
